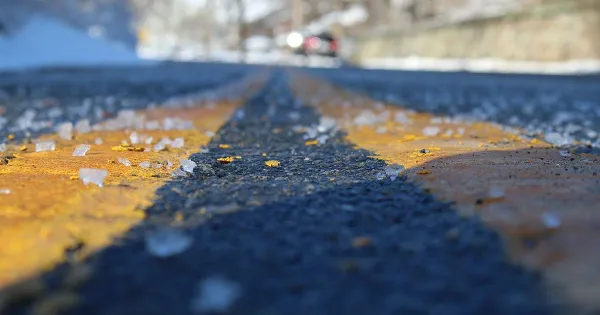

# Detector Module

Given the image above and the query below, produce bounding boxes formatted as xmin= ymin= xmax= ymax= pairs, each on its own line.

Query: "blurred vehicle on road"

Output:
xmin=287 ymin=31 xmax=338 ymax=58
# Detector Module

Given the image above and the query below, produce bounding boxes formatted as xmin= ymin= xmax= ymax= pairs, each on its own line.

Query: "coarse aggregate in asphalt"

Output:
xmin=3 ymin=69 xmax=558 ymax=315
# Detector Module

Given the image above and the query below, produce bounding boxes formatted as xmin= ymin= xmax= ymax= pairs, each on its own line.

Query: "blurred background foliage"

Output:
xmin=0 ymin=0 xmax=598 ymax=64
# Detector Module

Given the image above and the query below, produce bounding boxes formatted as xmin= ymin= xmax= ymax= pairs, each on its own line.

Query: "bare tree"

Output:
xmin=236 ymin=0 xmax=247 ymax=62
xmin=223 ymin=0 xmax=247 ymax=62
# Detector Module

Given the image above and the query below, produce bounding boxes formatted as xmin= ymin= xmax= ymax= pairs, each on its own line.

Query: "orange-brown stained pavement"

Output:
xmin=290 ymin=72 xmax=600 ymax=312
xmin=0 ymin=101 xmax=242 ymax=291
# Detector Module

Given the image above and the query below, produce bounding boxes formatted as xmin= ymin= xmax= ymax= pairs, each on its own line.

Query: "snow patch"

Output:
xmin=0 ymin=15 xmax=148 ymax=71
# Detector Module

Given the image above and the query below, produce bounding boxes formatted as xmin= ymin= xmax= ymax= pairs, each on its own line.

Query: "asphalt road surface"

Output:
xmin=1 ymin=63 xmax=599 ymax=315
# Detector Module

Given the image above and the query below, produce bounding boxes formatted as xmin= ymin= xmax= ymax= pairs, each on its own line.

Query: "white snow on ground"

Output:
xmin=362 ymin=56 xmax=600 ymax=75
xmin=0 ymin=15 xmax=148 ymax=71
xmin=138 ymin=46 xmax=341 ymax=68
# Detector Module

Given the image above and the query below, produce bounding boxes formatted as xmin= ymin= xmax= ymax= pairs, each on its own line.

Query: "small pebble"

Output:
xmin=265 ymin=160 xmax=281 ymax=167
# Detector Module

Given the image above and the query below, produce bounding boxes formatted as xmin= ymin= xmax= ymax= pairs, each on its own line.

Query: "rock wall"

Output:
xmin=353 ymin=0 xmax=600 ymax=63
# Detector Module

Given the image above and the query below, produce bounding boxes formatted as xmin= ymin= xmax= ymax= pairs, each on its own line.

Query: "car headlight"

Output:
xmin=286 ymin=32 xmax=303 ymax=48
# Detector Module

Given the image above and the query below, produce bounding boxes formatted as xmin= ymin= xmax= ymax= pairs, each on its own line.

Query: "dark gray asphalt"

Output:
xmin=4 ymin=63 xmax=597 ymax=314
xmin=308 ymin=68 xmax=600 ymax=152
xmin=0 ymin=63 xmax=256 ymax=140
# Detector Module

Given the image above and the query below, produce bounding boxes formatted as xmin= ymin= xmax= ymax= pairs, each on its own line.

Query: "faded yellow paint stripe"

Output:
xmin=0 ymin=76 xmax=265 ymax=289
xmin=290 ymin=73 xmax=600 ymax=311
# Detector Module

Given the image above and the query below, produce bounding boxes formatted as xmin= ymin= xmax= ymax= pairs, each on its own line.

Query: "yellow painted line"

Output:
xmin=290 ymin=72 xmax=600 ymax=311
xmin=0 ymin=77 xmax=265 ymax=290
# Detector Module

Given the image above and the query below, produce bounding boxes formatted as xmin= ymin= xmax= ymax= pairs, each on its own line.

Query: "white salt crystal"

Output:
xmin=36 ymin=140 xmax=56 ymax=152
xmin=145 ymin=120 xmax=160 ymax=130
xmin=305 ymin=127 xmax=318 ymax=139
xmin=145 ymin=228 xmax=193 ymax=258
xmin=118 ymin=157 xmax=132 ymax=167
xmin=394 ymin=111 xmax=411 ymax=124
xmin=129 ymin=132 xmax=141 ymax=145
xmin=57 ymin=122 xmax=73 ymax=140
xmin=559 ymin=150 xmax=571 ymax=157
xmin=318 ymin=116 xmax=336 ymax=132
xmin=288 ymin=112 xmax=300 ymax=121
xmin=72 ymin=144 xmax=91 ymax=156
xmin=79 ymin=168 xmax=108 ymax=187
xmin=170 ymin=137 xmax=185 ymax=149
xmin=542 ymin=212 xmax=561 ymax=229
xmin=422 ymin=126 xmax=440 ymax=137
xmin=154 ymin=142 xmax=167 ymax=152
xmin=430 ymin=117 xmax=443 ymax=124
xmin=316 ymin=135 xmax=329 ymax=144
xmin=171 ymin=169 xmax=188 ymax=178
xmin=191 ymin=276 xmax=241 ymax=313
xmin=545 ymin=132 xmax=571 ymax=147
xmin=489 ymin=186 xmax=505 ymax=199
xmin=75 ymin=119 xmax=91 ymax=134
xmin=181 ymin=159 xmax=197 ymax=173
xmin=154 ymin=137 xmax=171 ymax=152
xmin=384 ymin=164 xmax=405 ymax=181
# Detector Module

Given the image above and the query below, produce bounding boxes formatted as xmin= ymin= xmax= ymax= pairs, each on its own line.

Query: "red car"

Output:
xmin=289 ymin=32 xmax=338 ymax=58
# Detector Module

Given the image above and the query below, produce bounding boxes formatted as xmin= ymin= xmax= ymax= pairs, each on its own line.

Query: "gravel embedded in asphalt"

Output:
xmin=0 ymin=69 xmax=558 ymax=315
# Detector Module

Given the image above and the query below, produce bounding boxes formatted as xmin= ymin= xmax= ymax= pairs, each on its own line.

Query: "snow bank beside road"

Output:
xmin=361 ymin=56 xmax=600 ymax=75
xmin=0 ymin=15 xmax=146 ymax=71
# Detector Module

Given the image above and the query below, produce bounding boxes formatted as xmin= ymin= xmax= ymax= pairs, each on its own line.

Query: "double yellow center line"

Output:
xmin=0 ymin=75 xmax=266 ymax=290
